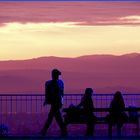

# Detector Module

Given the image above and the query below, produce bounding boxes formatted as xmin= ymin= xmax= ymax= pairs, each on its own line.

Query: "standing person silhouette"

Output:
xmin=39 ymin=69 xmax=67 ymax=136
xmin=106 ymin=91 xmax=128 ymax=137
xmin=77 ymin=88 xmax=96 ymax=136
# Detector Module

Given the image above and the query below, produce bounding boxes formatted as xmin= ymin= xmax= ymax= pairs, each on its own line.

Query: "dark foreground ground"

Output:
xmin=1 ymin=136 xmax=140 ymax=140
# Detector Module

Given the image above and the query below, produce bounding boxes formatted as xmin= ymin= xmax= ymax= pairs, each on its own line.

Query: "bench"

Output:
xmin=63 ymin=107 xmax=140 ymax=136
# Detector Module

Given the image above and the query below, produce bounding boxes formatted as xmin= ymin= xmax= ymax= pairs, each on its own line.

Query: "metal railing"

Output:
xmin=0 ymin=93 xmax=140 ymax=136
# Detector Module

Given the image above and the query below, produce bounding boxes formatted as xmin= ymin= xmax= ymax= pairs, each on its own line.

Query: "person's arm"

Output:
xmin=92 ymin=99 xmax=94 ymax=110
xmin=59 ymin=80 xmax=64 ymax=105
xmin=121 ymin=100 xmax=125 ymax=111
xmin=109 ymin=101 xmax=113 ymax=113
xmin=61 ymin=80 xmax=64 ymax=97
xmin=43 ymin=81 xmax=48 ymax=106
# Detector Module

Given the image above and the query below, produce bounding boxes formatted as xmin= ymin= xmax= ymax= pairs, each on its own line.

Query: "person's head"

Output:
xmin=51 ymin=69 xmax=61 ymax=80
xmin=84 ymin=88 xmax=93 ymax=98
xmin=113 ymin=91 xmax=124 ymax=103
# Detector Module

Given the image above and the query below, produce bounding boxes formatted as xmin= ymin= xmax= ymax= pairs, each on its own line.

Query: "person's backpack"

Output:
xmin=44 ymin=80 xmax=60 ymax=105
xmin=65 ymin=104 xmax=84 ymax=122
xmin=44 ymin=81 xmax=54 ymax=104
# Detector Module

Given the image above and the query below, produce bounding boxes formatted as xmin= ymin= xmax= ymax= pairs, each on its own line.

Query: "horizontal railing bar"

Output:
xmin=0 ymin=93 xmax=140 ymax=96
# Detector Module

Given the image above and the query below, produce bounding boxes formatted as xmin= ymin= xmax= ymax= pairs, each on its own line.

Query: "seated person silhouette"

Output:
xmin=77 ymin=88 xmax=96 ymax=136
xmin=106 ymin=91 xmax=128 ymax=137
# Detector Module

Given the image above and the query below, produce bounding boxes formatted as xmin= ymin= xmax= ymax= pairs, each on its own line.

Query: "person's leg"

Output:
xmin=108 ymin=123 xmax=112 ymax=137
xmin=86 ymin=124 xmax=93 ymax=136
xmin=40 ymin=107 xmax=54 ymax=135
xmin=54 ymin=107 xmax=67 ymax=136
xmin=117 ymin=123 xmax=122 ymax=137
xmin=85 ymin=115 xmax=94 ymax=136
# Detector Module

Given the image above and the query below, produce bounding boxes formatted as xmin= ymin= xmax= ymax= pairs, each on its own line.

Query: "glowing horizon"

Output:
xmin=0 ymin=2 xmax=140 ymax=60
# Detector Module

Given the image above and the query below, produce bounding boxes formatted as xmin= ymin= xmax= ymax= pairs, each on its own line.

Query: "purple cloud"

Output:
xmin=0 ymin=2 xmax=140 ymax=26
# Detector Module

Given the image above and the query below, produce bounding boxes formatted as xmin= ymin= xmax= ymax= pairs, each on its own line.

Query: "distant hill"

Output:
xmin=0 ymin=53 xmax=140 ymax=94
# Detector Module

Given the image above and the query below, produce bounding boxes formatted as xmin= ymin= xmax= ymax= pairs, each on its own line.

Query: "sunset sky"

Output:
xmin=0 ymin=1 xmax=140 ymax=60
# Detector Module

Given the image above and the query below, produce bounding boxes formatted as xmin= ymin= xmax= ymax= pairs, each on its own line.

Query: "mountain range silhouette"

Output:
xmin=0 ymin=53 xmax=139 ymax=94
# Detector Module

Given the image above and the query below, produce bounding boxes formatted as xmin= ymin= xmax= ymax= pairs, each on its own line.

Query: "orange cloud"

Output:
xmin=0 ymin=22 xmax=140 ymax=60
